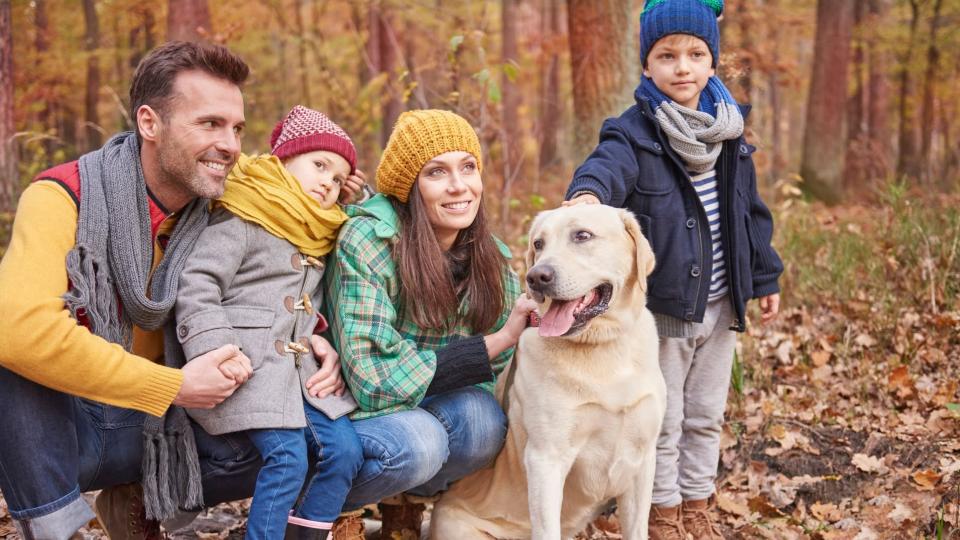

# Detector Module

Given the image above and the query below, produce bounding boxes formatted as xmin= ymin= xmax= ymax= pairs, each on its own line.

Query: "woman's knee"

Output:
xmin=357 ymin=410 xmax=450 ymax=487
xmin=425 ymin=387 xmax=506 ymax=466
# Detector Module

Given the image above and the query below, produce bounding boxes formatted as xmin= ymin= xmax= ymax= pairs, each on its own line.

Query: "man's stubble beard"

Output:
xmin=156 ymin=129 xmax=225 ymax=200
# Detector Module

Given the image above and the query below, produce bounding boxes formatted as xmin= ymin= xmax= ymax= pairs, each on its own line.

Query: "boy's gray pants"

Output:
xmin=652 ymin=296 xmax=736 ymax=507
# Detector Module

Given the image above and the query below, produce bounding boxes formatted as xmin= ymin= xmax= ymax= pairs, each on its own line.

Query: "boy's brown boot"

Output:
xmin=648 ymin=504 xmax=686 ymax=540
xmin=330 ymin=509 xmax=365 ymax=540
xmin=681 ymin=496 xmax=724 ymax=539
xmin=377 ymin=494 xmax=425 ymax=540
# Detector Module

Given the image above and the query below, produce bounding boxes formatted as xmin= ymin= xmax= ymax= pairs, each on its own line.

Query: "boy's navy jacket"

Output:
xmin=566 ymin=94 xmax=783 ymax=332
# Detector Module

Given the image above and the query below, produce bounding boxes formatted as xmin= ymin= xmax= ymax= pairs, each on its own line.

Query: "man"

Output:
xmin=0 ymin=41 xmax=347 ymax=539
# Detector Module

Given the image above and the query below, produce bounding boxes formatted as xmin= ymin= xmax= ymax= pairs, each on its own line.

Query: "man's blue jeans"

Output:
xmin=343 ymin=386 xmax=508 ymax=509
xmin=245 ymin=405 xmax=362 ymax=539
xmin=0 ymin=366 xmax=262 ymax=539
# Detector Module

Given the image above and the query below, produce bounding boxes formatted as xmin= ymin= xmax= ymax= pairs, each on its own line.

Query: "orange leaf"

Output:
xmin=748 ymin=495 xmax=785 ymax=518
xmin=912 ymin=469 xmax=941 ymax=490
xmin=888 ymin=366 xmax=915 ymax=398
xmin=810 ymin=350 xmax=831 ymax=367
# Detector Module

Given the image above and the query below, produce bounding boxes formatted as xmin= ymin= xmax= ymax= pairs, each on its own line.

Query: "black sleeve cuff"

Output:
xmin=425 ymin=336 xmax=493 ymax=396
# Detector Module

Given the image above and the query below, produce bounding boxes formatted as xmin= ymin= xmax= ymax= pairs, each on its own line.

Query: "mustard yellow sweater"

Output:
xmin=0 ymin=181 xmax=183 ymax=417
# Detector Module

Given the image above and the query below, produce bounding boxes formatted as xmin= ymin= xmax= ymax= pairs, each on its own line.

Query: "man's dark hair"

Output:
xmin=129 ymin=41 xmax=249 ymax=128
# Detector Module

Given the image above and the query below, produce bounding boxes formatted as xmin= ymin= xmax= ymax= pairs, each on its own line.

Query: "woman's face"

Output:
xmin=416 ymin=150 xmax=482 ymax=250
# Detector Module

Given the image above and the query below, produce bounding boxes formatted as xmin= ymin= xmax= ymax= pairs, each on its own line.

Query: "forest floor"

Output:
xmin=1 ymin=187 xmax=958 ymax=539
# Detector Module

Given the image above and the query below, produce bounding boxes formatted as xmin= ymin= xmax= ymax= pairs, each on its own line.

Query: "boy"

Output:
xmin=175 ymin=106 xmax=363 ymax=540
xmin=565 ymin=1 xmax=783 ymax=538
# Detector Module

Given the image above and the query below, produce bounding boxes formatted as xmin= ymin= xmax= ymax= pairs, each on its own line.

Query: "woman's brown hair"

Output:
xmin=392 ymin=186 xmax=506 ymax=333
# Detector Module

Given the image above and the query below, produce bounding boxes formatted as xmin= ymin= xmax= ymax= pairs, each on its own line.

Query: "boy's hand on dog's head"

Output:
xmin=562 ymin=193 xmax=600 ymax=207
xmin=759 ymin=293 xmax=780 ymax=324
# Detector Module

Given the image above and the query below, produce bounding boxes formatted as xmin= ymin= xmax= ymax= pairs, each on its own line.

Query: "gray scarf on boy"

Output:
xmin=66 ymin=131 xmax=209 ymax=520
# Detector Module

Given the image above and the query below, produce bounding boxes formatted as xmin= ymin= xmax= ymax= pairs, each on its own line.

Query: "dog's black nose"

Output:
xmin=526 ymin=265 xmax=555 ymax=291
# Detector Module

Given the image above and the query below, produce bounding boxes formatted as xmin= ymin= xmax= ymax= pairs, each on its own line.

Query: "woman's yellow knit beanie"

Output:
xmin=376 ymin=109 xmax=483 ymax=203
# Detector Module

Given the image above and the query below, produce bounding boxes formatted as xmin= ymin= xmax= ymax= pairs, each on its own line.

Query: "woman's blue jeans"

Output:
xmin=343 ymin=386 xmax=508 ymax=509
xmin=245 ymin=405 xmax=362 ymax=539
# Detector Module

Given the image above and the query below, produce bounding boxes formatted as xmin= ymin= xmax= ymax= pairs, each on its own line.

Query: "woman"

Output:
xmin=325 ymin=109 xmax=536 ymax=539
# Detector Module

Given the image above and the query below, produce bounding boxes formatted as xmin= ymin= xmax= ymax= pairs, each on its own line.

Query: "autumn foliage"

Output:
xmin=1 ymin=0 xmax=960 ymax=538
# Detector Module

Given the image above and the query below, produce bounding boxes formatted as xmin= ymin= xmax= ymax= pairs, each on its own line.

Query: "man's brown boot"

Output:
xmin=93 ymin=483 xmax=164 ymax=540
xmin=648 ymin=503 xmax=686 ymax=540
xmin=681 ymin=496 xmax=724 ymax=539
xmin=377 ymin=494 xmax=425 ymax=540
xmin=331 ymin=509 xmax=366 ymax=540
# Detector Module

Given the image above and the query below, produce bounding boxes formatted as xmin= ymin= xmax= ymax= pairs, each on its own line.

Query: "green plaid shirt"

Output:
xmin=325 ymin=196 xmax=521 ymax=419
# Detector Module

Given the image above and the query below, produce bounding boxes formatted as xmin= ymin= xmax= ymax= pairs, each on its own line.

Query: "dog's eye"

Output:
xmin=573 ymin=230 xmax=594 ymax=243
xmin=532 ymin=239 xmax=544 ymax=250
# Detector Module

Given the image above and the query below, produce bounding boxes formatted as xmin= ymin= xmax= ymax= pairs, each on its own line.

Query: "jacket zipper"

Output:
xmin=721 ymin=141 xmax=744 ymax=331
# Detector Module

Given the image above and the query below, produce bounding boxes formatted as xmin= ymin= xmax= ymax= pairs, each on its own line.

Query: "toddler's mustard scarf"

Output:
xmin=217 ymin=154 xmax=348 ymax=257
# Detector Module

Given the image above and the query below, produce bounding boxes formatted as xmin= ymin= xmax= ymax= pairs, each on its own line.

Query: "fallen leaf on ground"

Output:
xmin=852 ymin=453 xmax=888 ymax=474
xmin=887 ymin=503 xmax=915 ymax=526
xmin=717 ymin=494 xmax=751 ymax=518
xmin=911 ymin=469 xmax=941 ymax=490
xmin=810 ymin=501 xmax=843 ymax=522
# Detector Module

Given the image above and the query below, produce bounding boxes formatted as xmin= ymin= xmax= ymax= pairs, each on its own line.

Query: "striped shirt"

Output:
xmin=691 ymin=170 xmax=728 ymax=299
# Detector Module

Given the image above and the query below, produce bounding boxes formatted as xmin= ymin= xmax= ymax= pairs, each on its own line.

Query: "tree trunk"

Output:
xmin=919 ymin=0 xmax=943 ymax=182
xmin=500 ymin=0 xmax=522 ymax=225
xmin=538 ymin=0 xmax=561 ymax=186
xmin=842 ymin=0 xmax=866 ymax=189
xmin=368 ymin=2 xmax=401 ymax=148
xmin=0 ymin=0 xmax=16 ymax=213
xmin=764 ymin=0 xmax=783 ymax=185
xmin=736 ymin=0 xmax=753 ymax=101
xmin=129 ymin=6 xmax=156 ymax=70
xmin=167 ymin=0 xmax=212 ymax=42
xmin=847 ymin=0 xmax=866 ymax=144
xmin=34 ymin=0 xmax=49 ymax=51
xmin=567 ymin=0 xmax=636 ymax=162
xmin=866 ymin=0 xmax=892 ymax=176
xmin=896 ymin=0 xmax=921 ymax=181
xmin=294 ymin=0 xmax=310 ymax=105
xmin=34 ymin=0 xmax=56 ymax=155
xmin=799 ymin=0 xmax=854 ymax=204
xmin=82 ymin=0 xmax=102 ymax=151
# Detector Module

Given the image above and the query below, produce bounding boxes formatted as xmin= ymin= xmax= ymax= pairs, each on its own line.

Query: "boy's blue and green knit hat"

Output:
xmin=640 ymin=0 xmax=723 ymax=68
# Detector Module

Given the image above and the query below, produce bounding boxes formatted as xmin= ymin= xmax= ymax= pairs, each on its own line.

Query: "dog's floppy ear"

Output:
xmin=619 ymin=209 xmax=656 ymax=292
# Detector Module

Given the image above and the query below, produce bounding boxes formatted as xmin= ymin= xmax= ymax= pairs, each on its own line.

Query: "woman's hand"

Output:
xmin=484 ymin=293 xmax=538 ymax=358
xmin=305 ymin=335 xmax=346 ymax=398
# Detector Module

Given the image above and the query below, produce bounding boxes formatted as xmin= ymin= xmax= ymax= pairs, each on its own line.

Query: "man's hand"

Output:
xmin=338 ymin=169 xmax=368 ymax=204
xmin=305 ymin=335 xmax=346 ymax=398
xmin=174 ymin=345 xmax=251 ymax=409
xmin=758 ymin=293 xmax=780 ymax=324
xmin=561 ymin=193 xmax=600 ymax=207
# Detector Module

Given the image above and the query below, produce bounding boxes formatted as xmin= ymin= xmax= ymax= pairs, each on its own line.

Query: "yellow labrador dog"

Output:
xmin=431 ymin=204 xmax=667 ymax=540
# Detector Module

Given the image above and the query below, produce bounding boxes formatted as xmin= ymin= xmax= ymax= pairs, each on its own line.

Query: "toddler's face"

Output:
xmin=643 ymin=34 xmax=715 ymax=110
xmin=283 ymin=150 xmax=350 ymax=209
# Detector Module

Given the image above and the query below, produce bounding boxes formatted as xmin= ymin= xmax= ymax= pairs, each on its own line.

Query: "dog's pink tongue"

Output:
xmin=539 ymin=299 xmax=577 ymax=337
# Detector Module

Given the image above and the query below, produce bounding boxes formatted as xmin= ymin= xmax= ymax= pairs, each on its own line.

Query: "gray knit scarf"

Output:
xmin=639 ymin=76 xmax=744 ymax=174
xmin=66 ymin=131 xmax=209 ymax=520
xmin=651 ymin=101 xmax=743 ymax=174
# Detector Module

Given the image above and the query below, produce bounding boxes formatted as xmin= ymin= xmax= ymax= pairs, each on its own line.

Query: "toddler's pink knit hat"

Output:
xmin=270 ymin=105 xmax=357 ymax=173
